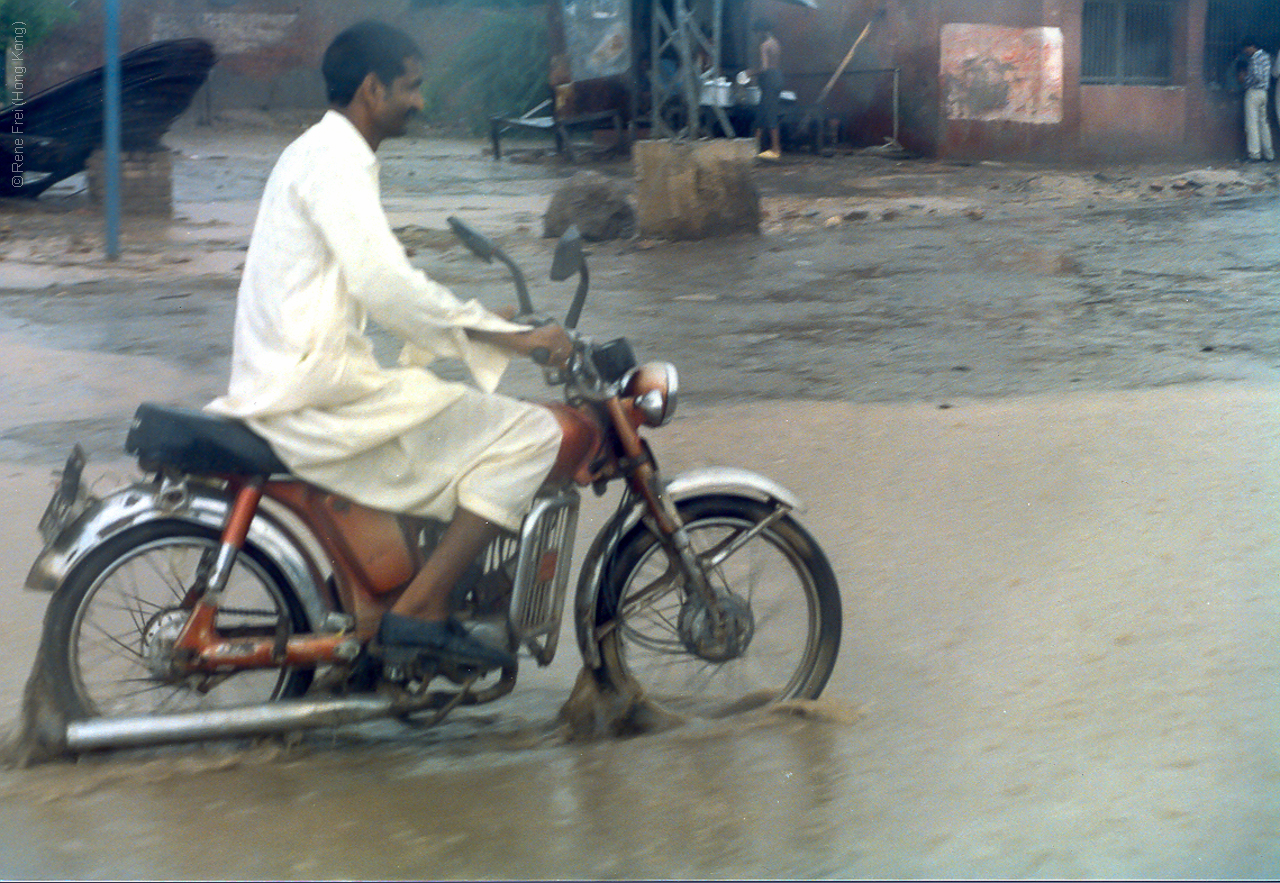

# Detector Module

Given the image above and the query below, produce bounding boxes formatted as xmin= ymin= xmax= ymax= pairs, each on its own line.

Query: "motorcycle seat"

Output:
xmin=125 ymin=403 xmax=291 ymax=476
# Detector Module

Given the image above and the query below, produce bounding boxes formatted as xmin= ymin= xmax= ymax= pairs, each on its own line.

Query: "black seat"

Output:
xmin=125 ymin=403 xmax=290 ymax=476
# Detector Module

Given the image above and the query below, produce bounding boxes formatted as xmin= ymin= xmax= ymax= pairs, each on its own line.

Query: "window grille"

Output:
xmin=1081 ymin=1 xmax=1175 ymax=85
xmin=1203 ymin=1 xmax=1280 ymax=88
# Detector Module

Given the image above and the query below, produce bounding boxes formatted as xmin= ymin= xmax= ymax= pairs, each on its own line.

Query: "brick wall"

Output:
xmin=23 ymin=0 xmax=495 ymax=117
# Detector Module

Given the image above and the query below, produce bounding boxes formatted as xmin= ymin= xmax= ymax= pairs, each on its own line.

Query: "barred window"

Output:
xmin=1204 ymin=1 xmax=1280 ymax=88
xmin=1082 ymin=1 xmax=1175 ymax=85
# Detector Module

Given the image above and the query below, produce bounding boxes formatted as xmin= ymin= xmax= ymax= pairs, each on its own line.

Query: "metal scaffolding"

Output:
xmin=648 ymin=0 xmax=735 ymax=139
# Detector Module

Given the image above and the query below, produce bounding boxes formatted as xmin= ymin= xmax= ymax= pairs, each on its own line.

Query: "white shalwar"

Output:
xmin=206 ymin=111 xmax=561 ymax=532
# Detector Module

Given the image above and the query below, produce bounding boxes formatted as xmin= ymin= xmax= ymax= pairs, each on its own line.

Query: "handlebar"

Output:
xmin=448 ymin=216 xmax=606 ymax=387
xmin=446 ymin=216 xmax=587 ymax=329
xmin=446 ymin=216 xmax=536 ymax=315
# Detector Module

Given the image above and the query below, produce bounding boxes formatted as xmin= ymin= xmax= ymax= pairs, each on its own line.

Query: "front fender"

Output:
xmin=25 ymin=480 xmax=332 ymax=629
xmin=663 ymin=466 xmax=804 ymax=514
xmin=572 ymin=467 xmax=804 ymax=668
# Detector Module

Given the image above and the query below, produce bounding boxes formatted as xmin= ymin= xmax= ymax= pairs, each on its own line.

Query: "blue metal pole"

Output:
xmin=103 ymin=0 xmax=121 ymax=260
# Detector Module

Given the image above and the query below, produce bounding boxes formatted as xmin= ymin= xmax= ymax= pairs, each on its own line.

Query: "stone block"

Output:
xmin=633 ymin=139 xmax=760 ymax=239
xmin=543 ymin=171 xmax=636 ymax=241
xmin=86 ymin=149 xmax=173 ymax=216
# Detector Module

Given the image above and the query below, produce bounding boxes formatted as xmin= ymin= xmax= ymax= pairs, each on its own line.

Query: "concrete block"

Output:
xmin=86 ymin=149 xmax=173 ymax=216
xmin=634 ymin=139 xmax=760 ymax=239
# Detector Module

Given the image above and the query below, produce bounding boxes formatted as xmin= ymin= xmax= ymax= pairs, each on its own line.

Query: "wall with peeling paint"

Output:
xmin=941 ymin=24 xmax=1063 ymax=124
xmin=19 ymin=0 xmax=475 ymax=119
xmin=20 ymin=0 xmax=1252 ymax=161
xmin=764 ymin=0 xmax=1242 ymax=161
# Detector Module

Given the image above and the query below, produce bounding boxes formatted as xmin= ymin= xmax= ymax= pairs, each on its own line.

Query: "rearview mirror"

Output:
xmin=550 ymin=226 xmax=584 ymax=281
xmin=447 ymin=216 xmax=495 ymax=262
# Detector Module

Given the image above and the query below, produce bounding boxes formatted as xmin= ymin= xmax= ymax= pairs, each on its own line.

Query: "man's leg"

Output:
xmin=1261 ymin=94 xmax=1276 ymax=160
xmin=1245 ymin=90 xmax=1263 ymax=159
xmin=377 ymin=506 xmax=514 ymax=668
xmin=376 ymin=398 xmax=560 ymax=667
xmin=392 ymin=507 xmax=500 ymax=622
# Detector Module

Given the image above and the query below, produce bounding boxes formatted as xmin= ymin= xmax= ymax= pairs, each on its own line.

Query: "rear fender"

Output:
xmin=25 ymin=479 xmax=332 ymax=628
xmin=572 ymin=467 xmax=804 ymax=668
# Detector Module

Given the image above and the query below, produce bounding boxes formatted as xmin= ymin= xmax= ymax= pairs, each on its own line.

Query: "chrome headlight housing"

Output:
xmin=624 ymin=362 xmax=679 ymax=427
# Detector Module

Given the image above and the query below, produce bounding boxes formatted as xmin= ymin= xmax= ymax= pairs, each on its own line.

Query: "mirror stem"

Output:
xmin=496 ymin=252 xmax=534 ymax=316
xmin=564 ymin=264 xmax=590 ymax=330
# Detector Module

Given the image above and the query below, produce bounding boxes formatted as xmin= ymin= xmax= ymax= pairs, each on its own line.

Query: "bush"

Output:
xmin=420 ymin=4 xmax=551 ymax=135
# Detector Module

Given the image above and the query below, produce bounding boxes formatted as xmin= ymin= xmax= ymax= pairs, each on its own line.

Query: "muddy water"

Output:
xmin=1 ymin=133 xmax=1280 ymax=877
xmin=2 ymin=390 xmax=1279 ymax=878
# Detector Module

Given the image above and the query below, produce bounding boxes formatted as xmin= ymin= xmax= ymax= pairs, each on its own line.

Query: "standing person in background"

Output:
xmin=751 ymin=19 xmax=783 ymax=161
xmin=1238 ymin=37 xmax=1274 ymax=163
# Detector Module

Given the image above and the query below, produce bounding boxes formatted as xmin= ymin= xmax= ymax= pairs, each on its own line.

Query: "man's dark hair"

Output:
xmin=322 ymin=20 xmax=423 ymax=106
xmin=1241 ymin=37 xmax=1259 ymax=51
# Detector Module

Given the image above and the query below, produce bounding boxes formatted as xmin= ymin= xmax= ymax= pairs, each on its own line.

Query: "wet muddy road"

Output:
xmin=1 ymin=132 xmax=1279 ymax=877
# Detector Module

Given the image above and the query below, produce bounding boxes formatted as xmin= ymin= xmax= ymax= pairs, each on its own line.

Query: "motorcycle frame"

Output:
xmin=28 ymin=398 xmax=805 ymax=679
xmin=23 ymin=222 xmax=832 ymax=754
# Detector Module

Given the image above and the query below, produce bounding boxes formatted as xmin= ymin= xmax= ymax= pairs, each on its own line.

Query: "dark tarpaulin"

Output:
xmin=1 ymin=38 xmax=216 ymax=198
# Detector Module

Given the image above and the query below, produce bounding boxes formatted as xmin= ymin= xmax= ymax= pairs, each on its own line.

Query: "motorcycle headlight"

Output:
xmin=624 ymin=362 xmax=679 ymax=427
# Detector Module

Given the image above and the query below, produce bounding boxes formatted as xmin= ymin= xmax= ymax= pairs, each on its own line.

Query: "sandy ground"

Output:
xmin=0 ymin=126 xmax=1277 ymax=878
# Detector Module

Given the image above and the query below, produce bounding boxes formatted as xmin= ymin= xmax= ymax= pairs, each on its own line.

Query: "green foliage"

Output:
xmin=420 ymin=6 xmax=551 ymax=135
xmin=3 ymin=1 xmax=80 ymax=104
xmin=2 ymin=0 xmax=80 ymax=53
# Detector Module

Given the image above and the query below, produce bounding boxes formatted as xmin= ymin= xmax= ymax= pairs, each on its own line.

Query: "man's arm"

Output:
xmin=469 ymin=322 xmax=574 ymax=369
xmin=300 ymin=154 xmax=536 ymax=389
xmin=303 ymin=155 xmax=525 ymax=341
xmin=762 ymin=36 xmax=781 ymax=71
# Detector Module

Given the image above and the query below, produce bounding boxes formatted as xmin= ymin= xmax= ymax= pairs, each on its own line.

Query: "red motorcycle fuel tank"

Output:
xmin=542 ymin=401 xmax=606 ymax=485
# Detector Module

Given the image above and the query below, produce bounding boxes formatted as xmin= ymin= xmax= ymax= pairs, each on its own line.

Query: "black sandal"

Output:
xmin=375 ymin=611 xmax=515 ymax=670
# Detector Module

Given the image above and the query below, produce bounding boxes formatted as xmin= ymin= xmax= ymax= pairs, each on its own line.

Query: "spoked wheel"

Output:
xmin=594 ymin=495 xmax=841 ymax=718
xmin=40 ymin=521 xmax=313 ymax=720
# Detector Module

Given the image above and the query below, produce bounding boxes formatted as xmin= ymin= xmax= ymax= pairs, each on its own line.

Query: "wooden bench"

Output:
xmin=490 ymin=102 xmax=627 ymax=161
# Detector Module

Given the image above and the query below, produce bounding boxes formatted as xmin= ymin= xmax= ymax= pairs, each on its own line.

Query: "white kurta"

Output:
xmin=206 ymin=111 xmax=560 ymax=531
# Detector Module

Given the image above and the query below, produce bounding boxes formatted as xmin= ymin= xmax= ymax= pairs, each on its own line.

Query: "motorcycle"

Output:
xmin=23 ymin=219 xmax=842 ymax=754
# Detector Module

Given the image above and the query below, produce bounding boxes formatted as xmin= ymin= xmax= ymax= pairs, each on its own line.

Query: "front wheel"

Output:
xmin=594 ymin=495 xmax=841 ymax=717
xmin=39 ymin=521 xmax=313 ymax=721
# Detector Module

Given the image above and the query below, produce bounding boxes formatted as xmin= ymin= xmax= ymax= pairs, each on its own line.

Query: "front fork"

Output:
xmin=606 ymin=400 xmax=727 ymax=632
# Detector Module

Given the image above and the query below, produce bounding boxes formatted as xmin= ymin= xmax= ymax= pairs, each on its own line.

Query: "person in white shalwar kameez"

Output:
xmin=206 ymin=22 xmax=572 ymax=669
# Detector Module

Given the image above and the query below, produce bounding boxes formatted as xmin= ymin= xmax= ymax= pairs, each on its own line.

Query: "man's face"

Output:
xmin=371 ymin=56 xmax=425 ymax=140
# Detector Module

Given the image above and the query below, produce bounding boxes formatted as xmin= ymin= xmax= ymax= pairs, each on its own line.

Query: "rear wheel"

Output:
xmin=594 ymin=495 xmax=841 ymax=717
xmin=41 ymin=521 xmax=313 ymax=720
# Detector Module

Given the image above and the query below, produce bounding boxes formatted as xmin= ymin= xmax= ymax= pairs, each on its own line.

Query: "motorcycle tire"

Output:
xmin=40 ymin=520 xmax=314 ymax=721
xmin=594 ymin=494 xmax=841 ymax=717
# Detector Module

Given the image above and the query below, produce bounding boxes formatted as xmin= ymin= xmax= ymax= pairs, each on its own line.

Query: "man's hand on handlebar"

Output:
xmin=470 ymin=319 xmax=574 ymax=369
xmin=520 ymin=321 xmax=574 ymax=369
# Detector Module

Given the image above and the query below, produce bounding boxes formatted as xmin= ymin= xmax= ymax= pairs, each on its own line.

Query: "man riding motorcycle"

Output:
xmin=205 ymin=20 xmax=574 ymax=671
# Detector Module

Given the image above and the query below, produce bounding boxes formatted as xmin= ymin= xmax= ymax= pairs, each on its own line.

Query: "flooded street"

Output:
xmin=1 ymin=127 xmax=1279 ymax=877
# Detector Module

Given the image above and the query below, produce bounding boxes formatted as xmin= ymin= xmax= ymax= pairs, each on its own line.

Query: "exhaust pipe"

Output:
xmin=65 ymin=694 xmax=399 ymax=752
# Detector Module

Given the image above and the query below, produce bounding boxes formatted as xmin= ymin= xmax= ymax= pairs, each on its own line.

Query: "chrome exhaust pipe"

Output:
xmin=65 ymin=694 xmax=398 ymax=752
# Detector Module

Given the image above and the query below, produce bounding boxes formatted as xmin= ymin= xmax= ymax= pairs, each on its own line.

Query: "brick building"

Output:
xmin=18 ymin=0 xmax=1280 ymax=162
xmin=21 ymin=0 xmax=467 ymax=120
